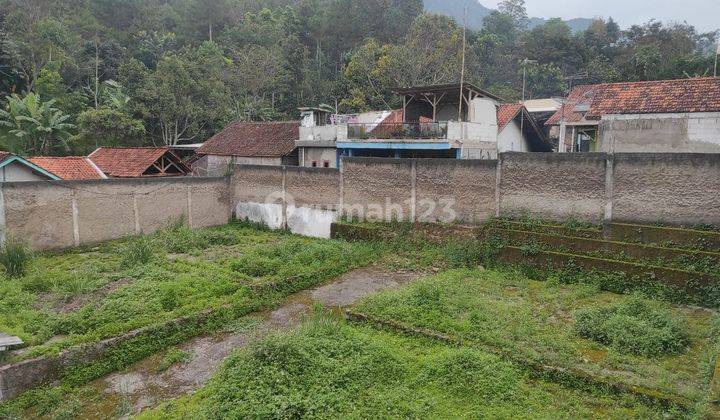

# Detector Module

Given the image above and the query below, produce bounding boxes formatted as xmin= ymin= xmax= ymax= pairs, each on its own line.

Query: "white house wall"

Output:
xmin=599 ymin=112 xmax=720 ymax=153
xmin=1 ymin=162 xmax=48 ymax=182
xmin=497 ymin=119 xmax=530 ymax=153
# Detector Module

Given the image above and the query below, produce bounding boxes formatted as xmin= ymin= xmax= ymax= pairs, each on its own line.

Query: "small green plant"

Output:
xmin=0 ymin=236 xmax=31 ymax=278
xmin=156 ymin=217 xmax=208 ymax=253
xmin=573 ymin=294 xmax=690 ymax=357
xmin=123 ymin=235 xmax=154 ymax=265
xmin=155 ymin=347 xmax=194 ymax=373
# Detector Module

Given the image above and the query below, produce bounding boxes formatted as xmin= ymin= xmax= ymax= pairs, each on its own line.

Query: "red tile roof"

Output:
xmin=587 ymin=77 xmax=720 ymax=117
xmin=0 ymin=151 xmax=11 ymax=164
xmin=545 ymin=85 xmax=595 ymax=126
xmin=546 ymin=78 xmax=720 ymax=125
xmin=88 ymin=147 xmax=188 ymax=177
xmin=497 ymin=103 xmax=524 ymax=131
xmin=197 ymin=121 xmax=299 ymax=157
xmin=28 ymin=156 xmax=106 ymax=180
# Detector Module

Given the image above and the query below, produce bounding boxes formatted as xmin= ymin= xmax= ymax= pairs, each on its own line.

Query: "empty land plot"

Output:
xmin=141 ymin=315 xmax=668 ymax=419
xmin=354 ymin=268 xmax=720 ymax=408
xmin=0 ymin=222 xmax=377 ymax=362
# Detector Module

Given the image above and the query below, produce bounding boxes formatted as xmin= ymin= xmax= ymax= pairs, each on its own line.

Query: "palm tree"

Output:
xmin=0 ymin=93 xmax=75 ymax=154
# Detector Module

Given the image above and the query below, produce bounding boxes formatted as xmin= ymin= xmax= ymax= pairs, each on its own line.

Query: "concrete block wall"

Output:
xmin=415 ymin=159 xmax=496 ymax=223
xmin=232 ymin=164 xmax=341 ymax=236
xmin=1 ymin=177 xmax=230 ymax=250
xmin=612 ymin=153 xmax=720 ymax=225
xmin=342 ymin=158 xmax=414 ymax=222
xmin=499 ymin=153 xmax=608 ymax=222
xmin=5 ymin=153 xmax=720 ymax=251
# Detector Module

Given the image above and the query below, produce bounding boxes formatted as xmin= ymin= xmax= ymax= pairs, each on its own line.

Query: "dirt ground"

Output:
xmin=76 ymin=266 xmax=422 ymax=419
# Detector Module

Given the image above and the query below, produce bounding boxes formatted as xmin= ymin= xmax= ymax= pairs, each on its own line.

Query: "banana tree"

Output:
xmin=0 ymin=93 xmax=75 ymax=154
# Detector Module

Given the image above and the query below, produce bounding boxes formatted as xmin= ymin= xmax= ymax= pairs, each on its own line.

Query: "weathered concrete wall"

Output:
xmin=2 ymin=182 xmax=76 ymax=249
xmin=612 ymin=154 xmax=720 ymax=225
xmin=499 ymin=152 xmax=607 ymax=222
xmin=1 ymin=177 xmax=230 ymax=250
xmin=600 ymin=113 xmax=720 ymax=153
xmin=232 ymin=165 xmax=341 ymax=237
xmin=343 ymin=158 xmax=414 ymax=222
xmin=415 ymin=159 xmax=496 ymax=223
xmin=5 ymin=153 xmax=720 ymax=251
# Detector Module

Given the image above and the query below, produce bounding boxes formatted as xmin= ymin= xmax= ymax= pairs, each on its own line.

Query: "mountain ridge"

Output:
xmin=423 ymin=0 xmax=594 ymax=33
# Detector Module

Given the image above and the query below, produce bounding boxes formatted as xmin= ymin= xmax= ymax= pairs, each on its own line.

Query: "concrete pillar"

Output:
xmin=604 ymin=154 xmax=615 ymax=224
xmin=0 ymin=184 xmax=5 ymax=245
xmin=410 ymin=159 xmax=417 ymax=222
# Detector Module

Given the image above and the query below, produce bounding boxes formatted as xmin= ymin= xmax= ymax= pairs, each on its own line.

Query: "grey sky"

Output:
xmin=482 ymin=0 xmax=720 ymax=33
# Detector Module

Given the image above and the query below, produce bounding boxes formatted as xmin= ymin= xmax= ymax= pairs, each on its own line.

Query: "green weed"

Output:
xmin=573 ymin=294 xmax=690 ymax=357
xmin=0 ymin=236 xmax=31 ymax=278
xmin=155 ymin=347 xmax=193 ymax=373
xmin=123 ymin=235 xmax=154 ymax=265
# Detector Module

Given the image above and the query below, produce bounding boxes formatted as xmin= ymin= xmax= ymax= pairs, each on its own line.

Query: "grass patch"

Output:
xmin=0 ymin=236 xmax=31 ymax=278
xmin=574 ymin=294 xmax=691 ymax=357
xmin=140 ymin=314 xmax=667 ymax=419
xmin=0 ymin=223 xmax=377 ymax=362
xmin=155 ymin=347 xmax=194 ymax=373
xmin=355 ymin=268 xmax=720 ymax=405
xmin=123 ymin=235 xmax=154 ymax=265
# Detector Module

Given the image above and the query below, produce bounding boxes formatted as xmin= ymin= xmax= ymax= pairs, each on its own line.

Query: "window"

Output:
xmin=311 ymin=161 xmax=318 ymax=167
xmin=323 ymin=161 xmax=330 ymax=168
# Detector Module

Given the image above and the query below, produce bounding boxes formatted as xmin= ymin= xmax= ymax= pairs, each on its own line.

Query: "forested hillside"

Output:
xmin=0 ymin=0 xmax=717 ymax=156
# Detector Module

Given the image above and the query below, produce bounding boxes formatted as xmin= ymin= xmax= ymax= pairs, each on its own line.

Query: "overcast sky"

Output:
xmin=481 ymin=0 xmax=720 ymax=33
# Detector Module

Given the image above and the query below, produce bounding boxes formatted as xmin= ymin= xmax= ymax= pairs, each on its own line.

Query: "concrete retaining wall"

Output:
xmin=1 ymin=177 xmax=230 ymax=250
xmin=612 ymin=154 xmax=720 ymax=225
xmin=4 ymin=153 xmax=720 ymax=251
xmin=499 ymin=153 xmax=608 ymax=222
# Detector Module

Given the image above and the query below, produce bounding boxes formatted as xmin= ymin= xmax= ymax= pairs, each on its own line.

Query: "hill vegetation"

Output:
xmin=0 ymin=0 xmax=717 ymax=155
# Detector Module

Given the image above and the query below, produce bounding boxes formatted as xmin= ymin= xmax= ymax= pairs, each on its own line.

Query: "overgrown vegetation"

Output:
xmin=141 ymin=314 xmax=667 ymax=419
xmin=0 ymin=221 xmax=376 ymax=362
xmin=0 ymin=236 xmax=31 ymax=278
xmin=573 ymin=294 xmax=691 ymax=356
xmin=355 ymin=268 xmax=720 ymax=404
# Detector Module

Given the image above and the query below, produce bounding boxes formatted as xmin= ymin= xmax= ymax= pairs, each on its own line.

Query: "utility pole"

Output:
xmin=458 ymin=4 xmax=468 ymax=122
xmin=520 ymin=59 xmax=537 ymax=134
xmin=714 ymin=39 xmax=719 ymax=77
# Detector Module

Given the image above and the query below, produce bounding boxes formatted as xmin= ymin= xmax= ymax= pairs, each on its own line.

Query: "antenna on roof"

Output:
xmin=458 ymin=4 xmax=468 ymax=122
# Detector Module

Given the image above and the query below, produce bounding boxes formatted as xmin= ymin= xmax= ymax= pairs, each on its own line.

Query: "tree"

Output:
xmin=0 ymin=93 xmax=75 ymax=155
xmin=386 ymin=14 xmax=473 ymax=88
xmin=74 ymin=107 xmax=145 ymax=153
xmin=137 ymin=42 xmax=230 ymax=145
xmin=498 ymin=0 xmax=528 ymax=29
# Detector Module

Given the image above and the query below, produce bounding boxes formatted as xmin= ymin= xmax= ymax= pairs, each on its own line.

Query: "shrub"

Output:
xmin=573 ymin=294 xmax=690 ymax=357
xmin=123 ymin=235 xmax=154 ymax=265
xmin=0 ymin=236 xmax=31 ymax=278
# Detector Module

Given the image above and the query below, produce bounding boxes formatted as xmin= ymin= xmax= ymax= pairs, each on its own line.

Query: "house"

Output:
xmin=496 ymin=103 xmax=549 ymax=153
xmin=28 ymin=156 xmax=106 ymax=180
xmin=0 ymin=152 xmax=59 ymax=182
xmin=193 ymin=121 xmax=299 ymax=176
xmin=297 ymin=82 xmax=552 ymax=167
xmin=547 ymin=77 xmax=720 ymax=153
xmin=88 ymin=147 xmax=190 ymax=178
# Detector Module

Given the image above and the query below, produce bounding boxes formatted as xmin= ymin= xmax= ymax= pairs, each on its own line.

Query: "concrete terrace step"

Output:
xmin=492 ymin=219 xmax=720 ymax=252
xmin=605 ymin=222 xmax=720 ymax=252
xmin=481 ymin=227 xmax=720 ymax=267
xmin=496 ymin=246 xmax=716 ymax=295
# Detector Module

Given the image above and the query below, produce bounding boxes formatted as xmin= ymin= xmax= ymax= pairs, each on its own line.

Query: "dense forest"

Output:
xmin=0 ymin=0 xmax=717 ymax=156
